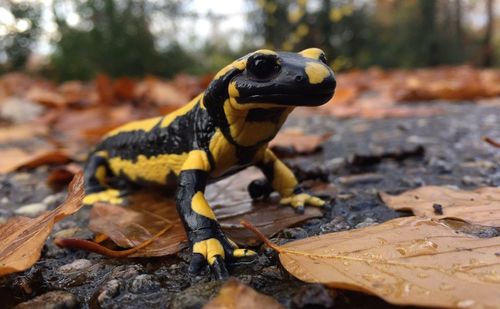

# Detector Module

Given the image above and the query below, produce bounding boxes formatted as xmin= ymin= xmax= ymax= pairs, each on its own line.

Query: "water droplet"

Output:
xmin=396 ymin=239 xmax=438 ymax=257
xmin=456 ymin=299 xmax=475 ymax=308
xmin=439 ymin=283 xmax=455 ymax=291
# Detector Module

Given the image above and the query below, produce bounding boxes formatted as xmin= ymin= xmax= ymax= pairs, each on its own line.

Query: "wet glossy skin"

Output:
xmin=83 ymin=48 xmax=336 ymax=279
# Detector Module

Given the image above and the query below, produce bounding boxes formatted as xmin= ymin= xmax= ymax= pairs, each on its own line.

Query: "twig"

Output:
xmin=240 ymin=220 xmax=282 ymax=253
xmin=482 ymin=136 xmax=500 ymax=148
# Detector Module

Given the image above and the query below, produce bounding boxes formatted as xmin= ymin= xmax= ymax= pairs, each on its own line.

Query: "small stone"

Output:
xmin=433 ymin=203 xmax=444 ymax=215
xmin=15 ymin=291 xmax=77 ymax=309
xmin=130 ymin=274 xmax=159 ymax=293
xmin=1 ymin=197 xmax=8 ymax=204
xmin=110 ymin=265 xmax=142 ymax=280
xmin=282 ymin=227 xmax=308 ymax=240
xmin=58 ymin=259 xmax=92 ymax=273
xmin=461 ymin=175 xmax=485 ymax=186
xmin=338 ymin=173 xmax=383 ymax=186
xmin=355 ymin=217 xmax=377 ymax=229
xmin=292 ymin=283 xmax=335 ymax=309
xmin=320 ymin=216 xmax=350 ymax=234
xmin=97 ymin=279 xmax=121 ymax=305
xmin=14 ymin=203 xmax=47 ymax=216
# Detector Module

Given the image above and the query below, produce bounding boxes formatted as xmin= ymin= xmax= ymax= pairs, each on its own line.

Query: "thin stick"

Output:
xmin=54 ymin=224 xmax=171 ymax=258
xmin=240 ymin=220 xmax=282 ymax=253
xmin=482 ymin=136 xmax=500 ymax=148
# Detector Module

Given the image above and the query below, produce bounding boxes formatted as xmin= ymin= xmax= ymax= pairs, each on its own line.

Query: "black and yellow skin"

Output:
xmin=83 ymin=48 xmax=336 ymax=278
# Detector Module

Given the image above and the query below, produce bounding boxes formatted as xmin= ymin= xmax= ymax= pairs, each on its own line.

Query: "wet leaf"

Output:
xmin=250 ymin=217 xmax=500 ymax=308
xmin=88 ymin=168 xmax=325 ymax=256
xmin=204 ymin=279 xmax=283 ymax=309
xmin=0 ymin=173 xmax=85 ymax=276
xmin=379 ymin=186 xmax=500 ymax=227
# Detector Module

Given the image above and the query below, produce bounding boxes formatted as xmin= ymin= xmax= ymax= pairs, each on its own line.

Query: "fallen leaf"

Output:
xmin=270 ymin=128 xmax=332 ymax=157
xmin=0 ymin=173 xmax=85 ymax=276
xmin=204 ymin=279 xmax=283 ymax=309
xmin=88 ymin=168 xmax=325 ymax=256
xmin=244 ymin=217 xmax=500 ymax=308
xmin=379 ymin=186 xmax=500 ymax=227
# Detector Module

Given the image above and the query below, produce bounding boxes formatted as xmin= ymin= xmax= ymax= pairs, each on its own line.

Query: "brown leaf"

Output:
xmin=203 ymin=279 xmax=283 ymax=309
xmin=270 ymin=128 xmax=332 ymax=157
xmin=269 ymin=217 xmax=500 ymax=308
xmin=379 ymin=186 xmax=500 ymax=227
xmin=88 ymin=168 xmax=325 ymax=256
xmin=0 ymin=173 xmax=85 ymax=276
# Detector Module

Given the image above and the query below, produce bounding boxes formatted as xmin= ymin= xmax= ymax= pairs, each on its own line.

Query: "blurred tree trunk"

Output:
xmin=480 ymin=0 xmax=494 ymax=67
xmin=419 ymin=0 xmax=438 ymax=66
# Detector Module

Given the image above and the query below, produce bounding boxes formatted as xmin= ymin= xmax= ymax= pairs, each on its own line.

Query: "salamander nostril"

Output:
xmin=294 ymin=75 xmax=303 ymax=82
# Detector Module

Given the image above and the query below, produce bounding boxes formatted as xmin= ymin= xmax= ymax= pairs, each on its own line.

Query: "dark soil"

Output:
xmin=1 ymin=102 xmax=499 ymax=309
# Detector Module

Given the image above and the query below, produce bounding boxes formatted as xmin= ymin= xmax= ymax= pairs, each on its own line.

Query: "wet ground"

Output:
xmin=0 ymin=102 xmax=499 ymax=308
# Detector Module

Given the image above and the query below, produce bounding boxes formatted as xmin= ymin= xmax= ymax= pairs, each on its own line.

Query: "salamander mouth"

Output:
xmin=235 ymin=91 xmax=335 ymax=106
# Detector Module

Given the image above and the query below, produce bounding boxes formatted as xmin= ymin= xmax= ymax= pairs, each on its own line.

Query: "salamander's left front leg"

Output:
xmin=255 ymin=148 xmax=326 ymax=213
xmin=176 ymin=150 xmax=255 ymax=279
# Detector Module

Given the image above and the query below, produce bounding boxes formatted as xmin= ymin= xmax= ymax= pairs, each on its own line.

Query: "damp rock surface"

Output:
xmin=1 ymin=102 xmax=499 ymax=308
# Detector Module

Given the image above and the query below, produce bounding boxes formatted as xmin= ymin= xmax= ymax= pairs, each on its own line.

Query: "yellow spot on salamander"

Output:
xmin=83 ymin=189 xmax=123 ymax=205
xmin=106 ymin=117 xmax=163 ymax=137
xmin=262 ymin=149 xmax=298 ymax=197
xmin=95 ymin=166 xmax=107 ymax=185
xmin=191 ymin=191 xmax=216 ymax=220
xmin=305 ymin=62 xmax=330 ymax=84
xmin=228 ymin=82 xmax=239 ymax=98
xmin=160 ymin=94 xmax=201 ymax=128
xmin=253 ymin=49 xmax=278 ymax=56
xmin=299 ymin=48 xmax=324 ymax=60
xmin=108 ymin=153 xmax=187 ymax=184
xmin=193 ymin=238 xmax=225 ymax=265
xmin=209 ymin=129 xmax=237 ymax=178
xmin=213 ymin=59 xmax=247 ymax=80
xmin=182 ymin=150 xmax=210 ymax=171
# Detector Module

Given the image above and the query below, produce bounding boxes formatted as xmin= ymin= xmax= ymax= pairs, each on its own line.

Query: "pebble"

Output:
xmin=58 ymin=259 xmax=92 ymax=273
xmin=98 ymin=279 xmax=121 ymax=305
xmin=130 ymin=274 xmax=159 ymax=293
xmin=14 ymin=203 xmax=47 ymax=216
xmin=338 ymin=173 xmax=383 ymax=186
xmin=15 ymin=291 xmax=77 ymax=309
xmin=282 ymin=227 xmax=308 ymax=240
xmin=461 ymin=175 xmax=485 ymax=186
xmin=292 ymin=284 xmax=335 ymax=309
xmin=320 ymin=216 xmax=350 ymax=234
xmin=355 ymin=217 xmax=378 ymax=229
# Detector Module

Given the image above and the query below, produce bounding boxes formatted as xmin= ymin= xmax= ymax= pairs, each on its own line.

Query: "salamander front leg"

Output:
xmin=255 ymin=148 xmax=326 ymax=213
xmin=176 ymin=151 xmax=255 ymax=279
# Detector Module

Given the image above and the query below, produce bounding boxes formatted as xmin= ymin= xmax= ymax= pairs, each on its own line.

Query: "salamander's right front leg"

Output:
xmin=176 ymin=150 xmax=255 ymax=279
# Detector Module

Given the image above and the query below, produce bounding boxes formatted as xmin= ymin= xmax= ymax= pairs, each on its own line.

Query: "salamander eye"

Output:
xmin=319 ymin=53 xmax=327 ymax=64
xmin=247 ymin=55 xmax=281 ymax=79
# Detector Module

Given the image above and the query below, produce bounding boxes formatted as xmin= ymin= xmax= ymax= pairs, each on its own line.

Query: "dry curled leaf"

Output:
xmin=88 ymin=168 xmax=325 ymax=257
xmin=379 ymin=186 xmax=500 ymax=227
xmin=0 ymin=173 xmax=85 ymax=276
xmin=249 ymin=217 xmax=500 ymax=308
xmin=204 ymin=279 xmax=283 ymax=309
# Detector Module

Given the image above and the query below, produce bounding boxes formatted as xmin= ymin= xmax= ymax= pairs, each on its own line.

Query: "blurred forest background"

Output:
xmin=0 ymin=0 xmax=498 ymax=81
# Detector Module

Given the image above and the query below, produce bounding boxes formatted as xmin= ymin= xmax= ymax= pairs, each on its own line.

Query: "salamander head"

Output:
xmin=204 ymin=48 xmax=336 ymax=112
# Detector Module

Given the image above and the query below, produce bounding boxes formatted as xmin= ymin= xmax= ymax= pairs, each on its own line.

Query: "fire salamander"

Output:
xmin=83 ymin=48 xmax=336 ymax=279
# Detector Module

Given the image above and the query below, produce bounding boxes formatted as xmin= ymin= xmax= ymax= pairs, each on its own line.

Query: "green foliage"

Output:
xmin=0 ymin=0 xmax=42 ymax=71
xmin=50 ymin=0 xmax=195 ymax=80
